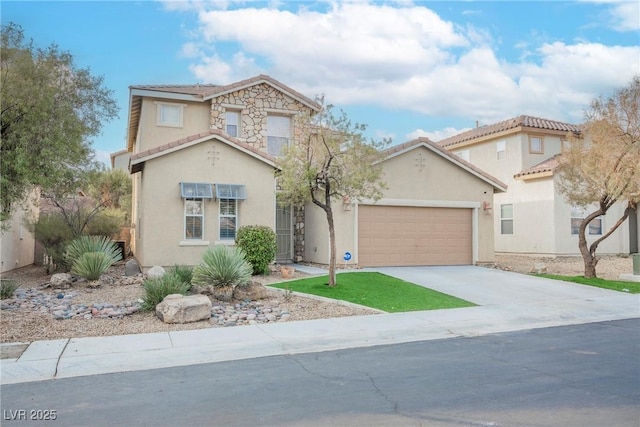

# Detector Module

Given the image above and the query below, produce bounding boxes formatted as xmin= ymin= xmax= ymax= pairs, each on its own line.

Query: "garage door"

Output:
xmin=358 ymin=206 xmax=472 ymax=267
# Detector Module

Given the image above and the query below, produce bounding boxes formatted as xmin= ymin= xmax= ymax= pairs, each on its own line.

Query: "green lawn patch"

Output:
xmin=269 ymin=272 xmax=475 ymax=312
xmin=538 ymin=274 xmax=640 ymax=294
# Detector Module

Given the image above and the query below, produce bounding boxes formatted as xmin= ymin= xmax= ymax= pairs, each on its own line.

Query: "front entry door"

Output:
xmin=276 ymin=203 xmax=293 ymax=263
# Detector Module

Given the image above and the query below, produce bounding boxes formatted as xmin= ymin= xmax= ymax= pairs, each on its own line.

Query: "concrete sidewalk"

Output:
xmin=2 ymin=266 xmax=639 ymax=385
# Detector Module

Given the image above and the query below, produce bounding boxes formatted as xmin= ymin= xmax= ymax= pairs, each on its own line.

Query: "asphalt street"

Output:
xmin=2 ymin=319 xmax=638 ymax=427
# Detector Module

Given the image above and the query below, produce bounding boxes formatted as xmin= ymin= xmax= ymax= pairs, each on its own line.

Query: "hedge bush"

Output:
xmin=235 ymin=225 xmax=277 ymax=275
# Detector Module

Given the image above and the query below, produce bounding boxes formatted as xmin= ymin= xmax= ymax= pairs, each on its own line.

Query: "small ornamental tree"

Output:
xmin=556 ymin=76 xmax=640 ymax=278
xmin=277 ymin=97 xmax=389 ymax=287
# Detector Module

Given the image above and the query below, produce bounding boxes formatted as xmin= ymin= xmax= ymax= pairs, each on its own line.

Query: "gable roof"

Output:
xmin=127 ymin=74 xmax=321 ymax=152
xmin=384 ymin=137 xmax=508 ymax=192
xmin=514 ymin=153 xmax=561 ymax=180
xmin=438 ymin=115 xmax=581 ymax=148
xmin=129 ymin=129 xmax=276 ymax=174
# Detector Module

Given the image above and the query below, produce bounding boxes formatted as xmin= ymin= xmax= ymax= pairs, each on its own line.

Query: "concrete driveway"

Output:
xmin=368 ymin=265 xmax=633 ymax=306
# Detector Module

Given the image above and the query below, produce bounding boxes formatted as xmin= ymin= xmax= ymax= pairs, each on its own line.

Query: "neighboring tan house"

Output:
xmin=304 ymin=138 xmax=507 ymax=267
xmin=438 ymin=115 xmax=639 ymax=256
xmin=110 ymin=149 xmax=130 ymax=172
xmin=125 ymin=74 xmax=507 ymax=270
xmin=0 ymin=197 xmax=37 ymax=273
xmin=126 ymin=75 xmax=321 ymax=270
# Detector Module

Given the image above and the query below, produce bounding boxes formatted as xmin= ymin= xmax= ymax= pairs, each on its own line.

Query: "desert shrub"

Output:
xmin=0 ymin=279 xmax=19 ymax=299
xmin=192 ymin=245 xmax=252 ymax=288
xmin=235 ymin=225 xmax=277 ymax=275
xmin=141 ymin=274 xmax=190 ymax=311
xmin=65 ymin=235 xmax=122 ymax=266
xmin=84 ymin=208 xmax=125 ymax=237
xmin=71 ymin=252 xmax=113 ymax=281
xmin=169 ymin=264 xmax=193 ymax=289
xmin=32 ymin=213 xmax=74 ymax=273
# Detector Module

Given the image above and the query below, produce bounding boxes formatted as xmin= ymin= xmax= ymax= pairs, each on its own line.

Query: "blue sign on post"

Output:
xmin=343 ymin=251 xmax=352 ymax=261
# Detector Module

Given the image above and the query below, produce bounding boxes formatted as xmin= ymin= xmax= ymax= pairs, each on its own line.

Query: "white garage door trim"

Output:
xmin=354 ymin=199 xmax=480 ymax=265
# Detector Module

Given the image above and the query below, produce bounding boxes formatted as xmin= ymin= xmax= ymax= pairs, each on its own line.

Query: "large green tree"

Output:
xmin=277 ymin=98 xmax=389 ymax=287
xmin=1 ymin=23 xmax=118 ymax=227
xmin=556 ymin=76 xmax=640 ymax=278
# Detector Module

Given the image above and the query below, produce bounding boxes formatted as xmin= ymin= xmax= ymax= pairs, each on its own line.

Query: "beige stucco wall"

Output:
xmin=494 ymin=177 xmax=556 ymax=254
xmin=1 ymin=194 xmax=38 ymax=273
xmin=303 ymin=200 xmax=357 ymax=266
xmin=134 ymin=138 xmax=276 ymax=269
xmin=495 ymin=174 xmax=633 ymax=255
xmin=304 ymin=145 xmax=498 ymax=265
xmin=552 ymin=176 xmax=631 ymax=255
xmin=136 ymin=98 xmax=211 ymax=153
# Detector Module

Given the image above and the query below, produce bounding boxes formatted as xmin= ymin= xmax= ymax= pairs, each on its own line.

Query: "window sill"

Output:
xmin=214 ymin=240 xmax=236 ymax=246
xmin=179 ymin=240 xmax=210 ymax=247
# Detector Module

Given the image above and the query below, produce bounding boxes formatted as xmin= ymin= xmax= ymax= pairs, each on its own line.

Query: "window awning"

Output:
xmin=180 ymin=182 xmax=214 ymax=199
xmin=215 ymin=184 xmax=247 ymax=200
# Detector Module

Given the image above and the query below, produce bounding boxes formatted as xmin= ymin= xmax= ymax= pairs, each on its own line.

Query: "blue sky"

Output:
xmin=2 ymin=0 xmax=639 ymax=166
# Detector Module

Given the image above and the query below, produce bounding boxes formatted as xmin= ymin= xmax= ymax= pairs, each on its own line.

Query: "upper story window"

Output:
xmin=267 ymin=115 xmax=291 ymax=156
xmin=156 ymin=102 xmax=185 ymax=128
xmin=496 ymin=141 xmax=506 ymax=160
xmin=226 ymin=110 xmax=240 ymax=137
xmin=455 ymin=150 xmax=470 ymax=162
xmin=529 ymin=136 xmax=544 ymax=154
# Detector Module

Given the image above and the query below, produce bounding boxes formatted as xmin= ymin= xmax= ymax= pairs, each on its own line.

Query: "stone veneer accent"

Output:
xmin=294 ymin=205 xmax=305 ymax=262
xmin=209 ymin=83 xmax=313 ymax=153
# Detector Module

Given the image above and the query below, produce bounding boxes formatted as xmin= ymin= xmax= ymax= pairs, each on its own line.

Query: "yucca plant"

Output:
xmin=192 ymin=245 xmax=252 ymax=301
xmin=0 ymin=279 xmax=19 ymax=299
xmin=66 ymin=236 xmax=122 ymax=280
xmin=169 ymin=264 xmax=194 ymax=289
xmin=71 ymin=252 xmax=114 ymax=281
xmin=66 ymin=235 xmax=122 ymax=266
xmin=141 ymin=274 xmax=190 ymax=311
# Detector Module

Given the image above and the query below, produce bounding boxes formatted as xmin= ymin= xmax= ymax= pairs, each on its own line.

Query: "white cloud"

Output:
xmin=178 ymin=1 xmax=638 ymax=126
xmin=407 ymin=127 xmax=471 ymax=142
xmin=580 ymin=0 xmax=640 ymax=31
xmin=607 ymin=1 xmax=640 ymax=31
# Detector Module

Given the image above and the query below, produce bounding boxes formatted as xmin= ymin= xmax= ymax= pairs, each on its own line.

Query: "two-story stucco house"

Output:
xmin=438 ymin=115 xmax=639 ymax=256
xmin=125 ymin=74 xmax=507 ymax=271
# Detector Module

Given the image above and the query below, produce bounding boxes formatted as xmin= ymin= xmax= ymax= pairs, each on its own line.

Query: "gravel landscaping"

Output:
xmin=0 ymin=254 xmax=633 ymax=343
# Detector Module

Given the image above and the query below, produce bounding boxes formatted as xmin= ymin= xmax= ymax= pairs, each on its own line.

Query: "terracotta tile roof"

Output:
xmin=129 ymin=74 xmax=321 ymax=110
xmin=129 ymin=129 xmax=276 ymax=170
xmin=438 ymin=115 xmax=581 ymax=148
xmin=384 ymin=137 xmax=508 ymax=191
xmin=514 ymin=153 xmax=561 ymax=179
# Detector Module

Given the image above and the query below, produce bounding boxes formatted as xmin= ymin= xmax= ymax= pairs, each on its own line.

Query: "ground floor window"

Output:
xmin=500 ymin=204 xmax=513 ymax=235
xmin=185 ymin=199 xmax=204 ymax=239
xmin=571 ymin=206 xmax=603 ymax=235
xmin=219 ymin=198 xmax=237 ymax=240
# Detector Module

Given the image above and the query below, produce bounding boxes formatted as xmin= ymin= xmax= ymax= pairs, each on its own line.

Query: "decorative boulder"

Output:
xmin=233 ymin=281 xmax=269 ymax=301
xmin=50 ymin=273 xmax=74 ymax=289
xmin=125 ymin=259 xmax=141 ymax=276
xmin=147 ymin=265 xmax=165 ymax=278
xmin=155 ymin=294 xmax=212 ymax=324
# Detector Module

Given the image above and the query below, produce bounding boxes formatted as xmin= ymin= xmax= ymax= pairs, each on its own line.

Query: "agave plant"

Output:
xmin=141 ymin=274 xmax=190 ymax=311
xmin=71 ymin=252 xmax=114 ymax=281
xmin=66 ymin=235 xmax=122 ymax=266
xmin=192 ymin=245 xmax=252 ymax=301
xmin=66 ymin=236 xmax=122 ymax=280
